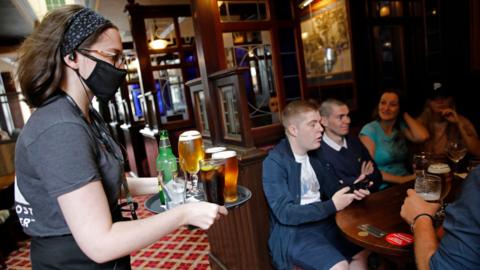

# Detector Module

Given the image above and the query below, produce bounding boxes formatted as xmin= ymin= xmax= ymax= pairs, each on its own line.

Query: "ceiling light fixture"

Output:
xmin=299 ymin=0 xmax=314 ymax=9
xmin=149 ymin=39 xmax=169 ymax=50
xmin=148 ymin=19 xmax=169 ymax=50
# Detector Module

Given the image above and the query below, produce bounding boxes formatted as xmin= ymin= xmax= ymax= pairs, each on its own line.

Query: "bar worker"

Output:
xmin=14 ymin=5 xmax=226 ymax=269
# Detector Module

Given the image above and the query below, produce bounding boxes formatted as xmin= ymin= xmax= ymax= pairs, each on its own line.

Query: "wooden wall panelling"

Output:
xmin=207 ymin=149 xmax=272 ymax=270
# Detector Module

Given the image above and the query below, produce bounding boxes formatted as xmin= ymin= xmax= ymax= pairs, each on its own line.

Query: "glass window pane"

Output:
xmin=194 ymin=91 xmax=209 ymax=135
xmin=46 ymin=0 xmax=65 ymax=11
xmin=153 ymin=68 xmax=189 ymax=123
xmin=218 ymin=85 xmax=241 ymax=140
xmin=150 ymin=52 xmax=181 ymax=66
xmin=372 ymin=1 xmax=404 ymax=18
xmin=178 ymin=17 xmax=195 ymax=46
xmin=223 ymin=30 xmax=279 ymax=128
xmin=128 ymin=84 xmax=144 ymax=122
xmin=218 ymin=1 xmax=268 ymax=22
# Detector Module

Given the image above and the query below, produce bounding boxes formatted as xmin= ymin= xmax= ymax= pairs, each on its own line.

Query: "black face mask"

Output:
xmin=77 ymin=52 xmax=127 ymax=103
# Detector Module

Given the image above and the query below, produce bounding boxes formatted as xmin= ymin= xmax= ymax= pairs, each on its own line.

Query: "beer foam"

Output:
xmin=212 ymin=150 xmax=237 ymax=159
xmin=428 ymin=163 xmax=451 ymax=174
xmin=205 ymin=147 xmax=226 ymax=154
xmin=179 ymin=130 xmax=201 ymax=141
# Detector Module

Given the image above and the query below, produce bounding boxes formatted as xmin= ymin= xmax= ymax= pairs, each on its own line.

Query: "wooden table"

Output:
xmin=336 ymin=181 xmax=414 ymax=260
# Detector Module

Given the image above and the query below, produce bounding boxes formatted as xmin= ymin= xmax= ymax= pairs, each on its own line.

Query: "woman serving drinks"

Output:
xmin=14 ymin=6 xmax=226 ymax=269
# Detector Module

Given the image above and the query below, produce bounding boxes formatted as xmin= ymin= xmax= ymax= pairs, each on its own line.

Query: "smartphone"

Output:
xmin=339 ymin=179 xmax=370 ymax=193
xmin=352 ymin=179 xmax=370 ymax=191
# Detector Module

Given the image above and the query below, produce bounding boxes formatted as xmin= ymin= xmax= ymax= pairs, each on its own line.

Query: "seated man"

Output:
xmin=400 ymin=168 xmax=480 ymax=270
xmin=262 ymin=100 xmax=370 ymax=270
xmin=317 ymin=99 xmax=382 ymax=191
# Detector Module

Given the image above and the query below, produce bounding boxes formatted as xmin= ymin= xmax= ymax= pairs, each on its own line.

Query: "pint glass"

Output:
xmin=178 ymin=130 xmax=204 ymax=199
xmin=414 ymin=174 xmax=441 ymax=203
xmin=178 ymin=131 xmax=204 ymax=174
xmin=212 ymin=150 xmax=238 ymax=203
xmin=204 ymin=147 xmax=226 ymax=159
xmin=199 ymin=159 xmax=225 ymax=205
xmin=427 ymin=162 xmax=452 ymax=202
xmin=159 ymin=159 xmax=186 ymax=210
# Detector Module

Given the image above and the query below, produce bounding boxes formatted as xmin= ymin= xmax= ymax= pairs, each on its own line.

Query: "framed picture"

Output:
xmin=300 ymin=0 xmax=353 ymax=85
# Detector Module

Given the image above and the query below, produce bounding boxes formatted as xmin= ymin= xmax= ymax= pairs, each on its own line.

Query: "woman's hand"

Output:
xmin=180 ymin=202 xmax=228 ymax=230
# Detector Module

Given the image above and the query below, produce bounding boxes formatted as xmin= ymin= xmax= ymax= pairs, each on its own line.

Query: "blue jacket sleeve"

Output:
xmin=262 ymin=154 xmax=337 ymax=226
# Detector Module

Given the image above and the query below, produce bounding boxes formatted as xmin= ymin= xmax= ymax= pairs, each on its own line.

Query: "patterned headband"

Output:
xmin=61 ymin=8 xmax=111 ymax=57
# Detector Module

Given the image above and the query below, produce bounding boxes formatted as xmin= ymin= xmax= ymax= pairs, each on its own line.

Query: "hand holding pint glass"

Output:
xmin=212 ymin=150 xmax=239 ymax=203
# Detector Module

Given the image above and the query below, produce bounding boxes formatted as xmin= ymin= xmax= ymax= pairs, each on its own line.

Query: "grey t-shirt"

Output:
xmin=14 ymin=95 xmax=124 ymax=237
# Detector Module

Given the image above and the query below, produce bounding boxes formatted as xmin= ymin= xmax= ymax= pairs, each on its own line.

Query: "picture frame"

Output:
xmin=300 ymin=0 xmax=353 ymax=85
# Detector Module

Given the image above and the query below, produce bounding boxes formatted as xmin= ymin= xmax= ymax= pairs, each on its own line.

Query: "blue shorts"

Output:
xmin=289 ymin=221 xmax=363 ymax=270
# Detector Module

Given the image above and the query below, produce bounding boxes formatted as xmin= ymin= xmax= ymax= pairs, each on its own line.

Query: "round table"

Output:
xmin=336 ymin=181 xmax=414 ymax=258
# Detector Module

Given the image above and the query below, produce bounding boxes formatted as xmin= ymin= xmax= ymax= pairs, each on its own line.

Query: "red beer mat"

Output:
xmin=385 ymin=233 xmax=414 ymax=246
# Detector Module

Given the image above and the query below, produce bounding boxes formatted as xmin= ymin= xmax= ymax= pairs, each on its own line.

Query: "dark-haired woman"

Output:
xmin=14 ymin=5 xmax=226 ymax=269
xmin=359 ymin=90 xmax=429 ymax=187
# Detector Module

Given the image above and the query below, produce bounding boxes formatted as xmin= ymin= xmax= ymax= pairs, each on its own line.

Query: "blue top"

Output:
xmin=359 ymin=120 xmax=409 ymax=176
xmin=315 ymin=135 xmax=383 ymax=191
xmin=429 ymin=167 xmax=480 ymax=269
xmin=262 ymin=139 xmax=339 ymax=270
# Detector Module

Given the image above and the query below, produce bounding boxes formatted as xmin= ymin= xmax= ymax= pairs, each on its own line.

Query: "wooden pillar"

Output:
xmin=206 ymin=149 xmax=273 ymax=270
xmin=190 ymin=0 xmax=226 ymax=145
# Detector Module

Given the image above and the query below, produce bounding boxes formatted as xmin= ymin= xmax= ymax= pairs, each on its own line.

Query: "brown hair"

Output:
xmin=281 ymin=99 xmax=319 ymax=129
xmin=372 ymin=89 xmax=405 ymax=131
xmin=16 ymin=5 xmax=114 ymax=107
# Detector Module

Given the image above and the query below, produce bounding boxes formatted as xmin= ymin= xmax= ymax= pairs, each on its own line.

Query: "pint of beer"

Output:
xmin=212 ymin=150 xmax=238 ymax=203
xmin=414 ymin=174 xmax=441 ymax=202
xmin=199 ymin=159 xmax=225 ymax=205
xmin=204 ymin=147 xmax=226 ymax=159
xmin=427 ymin=163 xmax=452 ymax=202
xmin=178 ymin=130 xmax=204 ymax=174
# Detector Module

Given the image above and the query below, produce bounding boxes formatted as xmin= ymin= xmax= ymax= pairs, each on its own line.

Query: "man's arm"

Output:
xmin=403 ymin=112 xmax=430 ymax=143
xmin=412 ymin=217 xmax=439 ymax=270
xmin=401 ymin=189 xmax=441 ymax=270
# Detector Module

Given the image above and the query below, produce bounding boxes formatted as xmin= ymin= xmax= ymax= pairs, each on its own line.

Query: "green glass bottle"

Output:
xmin=156 ymin=130 xmax=177 ymax=205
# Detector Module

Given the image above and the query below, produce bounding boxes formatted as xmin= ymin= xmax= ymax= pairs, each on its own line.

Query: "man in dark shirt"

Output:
xmin=317 ymin=99 xmax=382 ymax=190
xmin=401 ymin=168 xmax=480 ymax=270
